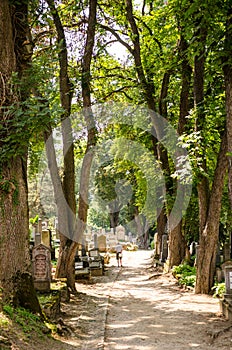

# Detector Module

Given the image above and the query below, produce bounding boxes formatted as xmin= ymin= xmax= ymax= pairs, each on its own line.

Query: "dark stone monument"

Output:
xmin=32 ymin=243 xmax=51 ymax=292
xmin=160 ymin=234 xmax=168 ymax=263
xmin=220 ymin=265 xmax=232 ymax=320
xmin=223 ymin=242 xmax=231 ymax=263
xmin=224 ymin=265 xmax=232 ymax=296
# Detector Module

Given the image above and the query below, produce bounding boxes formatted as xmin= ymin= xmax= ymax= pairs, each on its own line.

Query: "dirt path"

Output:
xmin=58 ymin=250 xmax=232 ymax=350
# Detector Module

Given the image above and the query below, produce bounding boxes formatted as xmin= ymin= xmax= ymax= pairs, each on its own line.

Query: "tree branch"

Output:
xmin=98 ymin=23 xmax=133 ymax=55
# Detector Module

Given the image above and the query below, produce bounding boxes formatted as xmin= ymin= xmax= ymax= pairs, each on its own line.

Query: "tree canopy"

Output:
xmin=1 ymin=0 xmax=232 ymax=298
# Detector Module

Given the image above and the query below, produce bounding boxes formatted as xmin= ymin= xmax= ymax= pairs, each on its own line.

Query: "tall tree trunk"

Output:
xmin=65 ymin=0 xmax=98 ymax=292
xmin=193 ymin=25 xmax=210 ymax=237
xmin=178 ymin=34 xmax=192 ymax=135
xmin=195 ymin=133 xmax=228 ymax=293
xmin=126 ymin=0 xmax=175 ymax=261
xmin=0 ymin=0 xmax=41 ymax=314
xmin=194 ymin=21 xmax=228 ymax=294
xmin=46 ymin=0 xmax=76 ymax=278
xmin=168 ymin=33 xmax=193 ymax=267
xmin=223 ymin=5 xmax=232 ymax=211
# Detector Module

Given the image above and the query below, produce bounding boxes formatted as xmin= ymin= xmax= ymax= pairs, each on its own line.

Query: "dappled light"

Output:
xmin=52 ymin=250 xmax=231 ymax=350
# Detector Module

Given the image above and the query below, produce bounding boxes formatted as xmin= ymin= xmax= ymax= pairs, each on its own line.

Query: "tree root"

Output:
xmin=147 ymin=273 xmax=163 ymax=280
xmin=208 ymin=325 xmax=232 ymax=340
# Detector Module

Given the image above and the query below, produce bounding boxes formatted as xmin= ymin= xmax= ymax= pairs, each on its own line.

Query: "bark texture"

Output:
xmin=46 ymin=0 xmax=76 ymax=279
xmin=0 ymin=0 xmax=41 ymax=313
xmin=65 ymin=0 xmax=98 ymax=292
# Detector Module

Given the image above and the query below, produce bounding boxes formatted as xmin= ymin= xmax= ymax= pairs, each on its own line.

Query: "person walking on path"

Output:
xmin=115 ymin=242 xmax=123 ymax=267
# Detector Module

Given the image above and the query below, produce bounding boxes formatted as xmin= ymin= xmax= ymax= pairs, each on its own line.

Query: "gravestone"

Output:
xmin=35 ymin=218 xmax=42 ymax=246
xmin=31 ymin=225 xmax=36 ymax=241
xmin=216 ymin=243 xmax=222 ymax=267
xmin=32 ymin=243 xmax=51 ymax=292
xmin=93 ymin=233 xmax=98 ymax=249
xmin=116 ymin=225 xmax=125 ymax=241
xmin=153 ymin=232 xmax=160 ymax=257
xmin=160 ymin=234 xmax=168 ymax=263
xmin=223 ymin=242 xmax=231 ymax=263
xmin=98 ymin=234 xmax=107 ymax=252
xmin=108 ymin=235 xmax=117 ymax=251
xmin=41 ymin=229 xmax=51 ymax=248
xmin=189 ymin=241 xmax=197 ymax=256
xmin=224 ymin=265 xmax=232 ymax=297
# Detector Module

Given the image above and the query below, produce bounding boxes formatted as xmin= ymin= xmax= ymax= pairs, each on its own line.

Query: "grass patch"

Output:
xmin=2 ymin=304 xmax=47 ymax=339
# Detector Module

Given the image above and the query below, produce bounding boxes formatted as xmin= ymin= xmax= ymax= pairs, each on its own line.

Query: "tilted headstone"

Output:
xmin=32 ymin=243 xmax=51 ymax=292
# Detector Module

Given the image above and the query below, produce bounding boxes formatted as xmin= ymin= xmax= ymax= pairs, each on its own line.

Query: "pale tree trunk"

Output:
xmin=0 ymin=0 xmax=41 ymax=313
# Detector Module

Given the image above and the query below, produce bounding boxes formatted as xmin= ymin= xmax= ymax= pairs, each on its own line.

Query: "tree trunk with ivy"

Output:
xmin=0 ymin=0 xmax=41 ymax=314
xmin=194 ymin=20 xmax=228 ymax=294
xmin=45 ymin=0 xmax=76 ymax=280
xmin=223 ymin=6 xmax=232 ymax=217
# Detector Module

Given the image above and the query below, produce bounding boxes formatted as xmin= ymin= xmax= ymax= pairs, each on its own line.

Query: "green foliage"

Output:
xmin=3 ymin=304 xmax=43 ymax=337
xmin=29 ymin=215 xmax=39 ymax=225
xmin=212 ymin=282 xmax=225 ymax=299
xmin=0 ymin=176 xmax=19 ymax=205
xmin=172 ymin=263 xmax=196 ymax=288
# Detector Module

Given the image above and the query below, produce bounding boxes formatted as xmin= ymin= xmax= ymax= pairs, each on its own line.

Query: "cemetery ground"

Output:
xmin=1 ymin=250 xmax=232 ymax=349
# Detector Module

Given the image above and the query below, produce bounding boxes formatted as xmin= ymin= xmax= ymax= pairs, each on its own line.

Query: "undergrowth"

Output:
xmin=212 ymin=282 xmax=225 ymax=298
xmin=2 ymin=304 xmax=51 ymax=339
xmin=172 ymin=263 xmax=196 ymax=288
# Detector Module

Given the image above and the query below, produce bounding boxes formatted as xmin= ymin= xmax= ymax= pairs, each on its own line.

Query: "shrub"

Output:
xmin=172 ymin=263 xmax=196 ymax=288
xmin=212 ymin=282 xmax=225 ymax=298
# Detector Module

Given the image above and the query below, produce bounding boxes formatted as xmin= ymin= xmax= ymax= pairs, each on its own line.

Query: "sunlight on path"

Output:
xmin=59 ymin=250 xmax=231 ymax=350
xmin=103 ymin=250 xmax=228 ymax=350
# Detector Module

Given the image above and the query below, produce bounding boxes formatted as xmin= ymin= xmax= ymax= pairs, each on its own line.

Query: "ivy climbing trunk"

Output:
xmin=194 ymin=19 xmax=228 ymax=294
xmin=0 ymin=0 xmax=41 ymax=314
xmin=46 ymin=0 xmax=76 ymax=280
xmin=223 ymin=6 xmax=232 ymax=214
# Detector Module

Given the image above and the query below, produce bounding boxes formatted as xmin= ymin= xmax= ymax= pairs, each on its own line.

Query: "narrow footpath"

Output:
xmin=58 ymin=250 xmax=232 ymax=350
